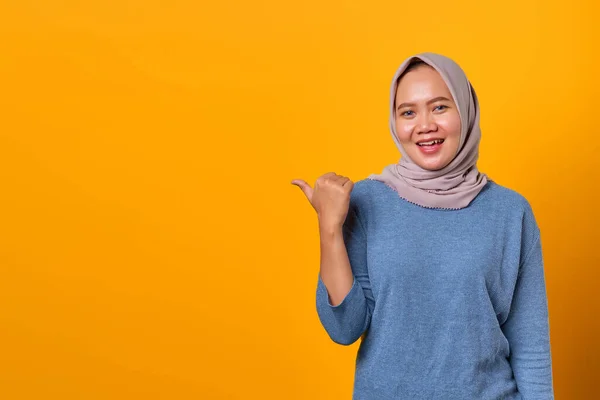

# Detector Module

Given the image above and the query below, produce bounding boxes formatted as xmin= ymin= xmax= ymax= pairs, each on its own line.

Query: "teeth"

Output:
xmin=418 ymin=139 xmax=444 ymax=146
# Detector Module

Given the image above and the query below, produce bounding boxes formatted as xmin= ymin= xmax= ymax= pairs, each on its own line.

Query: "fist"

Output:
xmin=291 ymin=172 xmax=354 ymax=229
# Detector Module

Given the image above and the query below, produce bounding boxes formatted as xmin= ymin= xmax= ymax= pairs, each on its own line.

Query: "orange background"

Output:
xmin=0 ymin=1 xmax=598 ymax=398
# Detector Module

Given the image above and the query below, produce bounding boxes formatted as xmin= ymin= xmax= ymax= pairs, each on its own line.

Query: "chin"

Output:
xmin=406 ymin=142 xmax=455 ymax=171
xmin=412 ymin=156 xmax=452 ymax=171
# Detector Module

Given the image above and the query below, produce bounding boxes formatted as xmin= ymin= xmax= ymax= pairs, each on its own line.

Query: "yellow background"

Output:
xmin=0 ymin=0 xmax=598 ymax=398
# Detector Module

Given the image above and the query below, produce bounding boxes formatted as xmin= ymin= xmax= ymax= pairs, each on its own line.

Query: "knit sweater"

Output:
xmin=315 ymin=178 xmax=554 ymax=399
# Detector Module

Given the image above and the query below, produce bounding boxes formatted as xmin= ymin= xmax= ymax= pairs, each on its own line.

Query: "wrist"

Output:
xmin=318 ymin=219 xmax=343 ymax=236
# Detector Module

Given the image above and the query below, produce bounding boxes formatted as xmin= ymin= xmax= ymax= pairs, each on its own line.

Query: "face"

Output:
xmin=394 ymin=65 xmax=461 ymax=171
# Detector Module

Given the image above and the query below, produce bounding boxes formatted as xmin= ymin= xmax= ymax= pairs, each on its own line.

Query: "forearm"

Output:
xmin=318 ymin=222 xmax=354 ymax=306
xmin=503 ymin=231 xmax=554 ymax=398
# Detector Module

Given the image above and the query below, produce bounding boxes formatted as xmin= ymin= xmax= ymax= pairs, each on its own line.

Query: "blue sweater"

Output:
xmin=316 ymin=178 xmax=554 ymax=399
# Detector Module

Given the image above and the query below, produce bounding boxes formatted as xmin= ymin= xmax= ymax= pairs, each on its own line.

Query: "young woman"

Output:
xmin=291 ymin=52 xmax=554 ymax=399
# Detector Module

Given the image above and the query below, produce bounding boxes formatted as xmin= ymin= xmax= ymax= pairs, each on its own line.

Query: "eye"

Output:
xmin=434 ymin=105 xmax=448 ymax=111
xmin=400 ymin=110 xmax=414 ymax=117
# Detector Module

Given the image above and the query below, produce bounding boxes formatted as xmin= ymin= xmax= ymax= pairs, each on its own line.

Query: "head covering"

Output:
xmin=368 ymin=52 xmax=489 ymax=210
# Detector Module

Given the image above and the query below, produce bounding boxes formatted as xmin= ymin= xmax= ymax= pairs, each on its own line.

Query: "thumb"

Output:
xmin=291 ymin=179 xmax=314 ymax=203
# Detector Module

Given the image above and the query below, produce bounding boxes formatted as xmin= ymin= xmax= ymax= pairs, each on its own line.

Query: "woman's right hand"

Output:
xmin=291 ymin=172 xmax=355 ymax=229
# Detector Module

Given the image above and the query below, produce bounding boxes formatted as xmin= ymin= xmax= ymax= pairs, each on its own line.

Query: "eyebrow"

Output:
xmin=396 ymin=96 xmax=452 ymax=111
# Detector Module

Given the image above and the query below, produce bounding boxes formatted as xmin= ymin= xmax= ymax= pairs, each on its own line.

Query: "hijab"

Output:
xmin=367 ymin=52 xmax=489 ymax=210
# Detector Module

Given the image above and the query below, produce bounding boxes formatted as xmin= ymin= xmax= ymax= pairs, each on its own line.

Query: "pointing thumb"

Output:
xmin=291 ymin=179 xmax=314 ymax=204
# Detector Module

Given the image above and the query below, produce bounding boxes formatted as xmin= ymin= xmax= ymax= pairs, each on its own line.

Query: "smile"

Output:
xmin=416 ymin=139 xmax=444 ymax=155
xmin=416 ymin=139 xmax=445 ymax=146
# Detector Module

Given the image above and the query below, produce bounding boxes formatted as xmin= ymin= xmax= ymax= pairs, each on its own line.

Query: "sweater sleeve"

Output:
xmin=501 ymin=227 xmax=554 ymax=399
xmin=315 ymin=197 xmax=375 ymax=346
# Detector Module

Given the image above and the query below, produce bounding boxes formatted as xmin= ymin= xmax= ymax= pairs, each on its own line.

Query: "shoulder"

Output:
xmin=347 ymin=178 xmax=392 ymax=210
xmin=479 ymin=179 xmax=536 ymax=217
xmin=344 ymin=178 xmax=391 ymax=222
xmin=350 ymin=177 xmax=395 ymax=199
xmin=349 ymin=178 xmax=374 ymax=199
xmin=484 ymin=180 xmax=541 ymax=252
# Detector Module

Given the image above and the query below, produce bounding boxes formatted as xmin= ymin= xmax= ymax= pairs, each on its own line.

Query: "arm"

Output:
xmin=315 ymin=199 xmax=375 ymax=345
xmin=501 ymin=229 xmax=554 ymax=399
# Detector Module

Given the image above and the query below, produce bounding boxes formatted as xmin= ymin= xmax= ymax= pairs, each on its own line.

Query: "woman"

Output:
xmin=291 ymin=52 xmax=554 ymax=399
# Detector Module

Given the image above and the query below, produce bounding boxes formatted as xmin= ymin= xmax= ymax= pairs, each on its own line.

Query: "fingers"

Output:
xmin=292 ymin=173 xmax=353 ymax=200
xmin=330 ymin=174 xmax=352 ymax=189
xmin=314 ymin=173 xmax=353 ymax=191
xmin=319 ymin=172 xmax=346 ymax=184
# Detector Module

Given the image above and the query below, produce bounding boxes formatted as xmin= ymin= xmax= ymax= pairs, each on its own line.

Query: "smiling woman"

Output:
xmin=297 ymin=52 xmax=555 ymax=400
xmin=393 ymin=60 xmax=461 ymax=169
xmin=369 ymin=53 xmax=487 ymax=210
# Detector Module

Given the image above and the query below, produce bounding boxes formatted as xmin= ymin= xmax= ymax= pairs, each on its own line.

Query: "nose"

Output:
xmin=415 ymin=112 xmax=437 ymax=134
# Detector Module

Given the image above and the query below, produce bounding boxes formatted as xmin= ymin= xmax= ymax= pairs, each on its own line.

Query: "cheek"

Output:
xmin=395 ymin=120 xmax=414 ymax=142
xmin=438 ymin=114 xmax=461 ymax=139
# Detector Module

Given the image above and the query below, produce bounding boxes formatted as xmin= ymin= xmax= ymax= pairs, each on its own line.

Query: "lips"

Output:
xmin=416 ymin=139 xmax=444 ymax=155
xmin=416 ymin=139 xmax=445 ymax=147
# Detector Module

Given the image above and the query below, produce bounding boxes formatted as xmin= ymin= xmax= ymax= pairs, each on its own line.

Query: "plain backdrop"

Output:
xmin=0 ymin=0 xmax=598 ymax=398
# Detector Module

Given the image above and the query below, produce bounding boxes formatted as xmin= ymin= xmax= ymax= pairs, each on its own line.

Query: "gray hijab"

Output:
xmin=368 ymin=52 xmax=489 ymax=210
